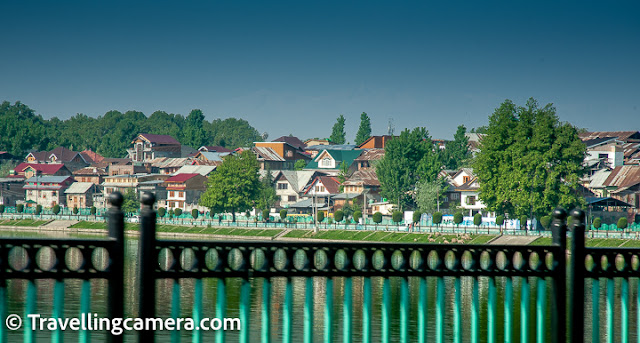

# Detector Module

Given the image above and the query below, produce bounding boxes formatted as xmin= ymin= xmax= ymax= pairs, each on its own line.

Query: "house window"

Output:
xmin=277 ymin=183 xmax=288 ymax=190
xmin=598 ymin=153 xmax=608 ymax=159
xmin=288 ymin=196 xmax=296 ymax=202
xmin=466 ymin=196 xmax=476 ymax=205
xmin=179 ymin=192 xmax=184 ymax=197
xmin=286 ymin=150 xmax=293 ymax=157
xmin=315 ymin=186 xmax=325 ymax=192
xmin=463 ymin=176 xmax=470 ymax=183
xmin=451 ymin=193 xmax=460 ymax=200
xmin=321 ymin=158 xmax=332 ymax=167
xmin=169 ymin=191 xmax=174 ymax=197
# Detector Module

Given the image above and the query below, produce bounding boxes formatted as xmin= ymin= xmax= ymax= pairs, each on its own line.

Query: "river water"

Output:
xmin=2 ymin=231 xmax=636 ymax=342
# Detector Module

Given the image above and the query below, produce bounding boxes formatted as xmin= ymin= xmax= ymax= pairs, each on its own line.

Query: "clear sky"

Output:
xmin=1 ymin=1 xmax=638 ymax=141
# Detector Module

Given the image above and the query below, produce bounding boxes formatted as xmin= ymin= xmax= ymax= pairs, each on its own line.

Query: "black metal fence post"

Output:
xmin=569 ymin=209 xmax=586 ymax=343
xmin=551 ymin=208 xmax=567 ymax=343
xmin=107 ymin=192 xmax=125 ymax=343
xmin=138 ymin=192 xmax=157 ymax=343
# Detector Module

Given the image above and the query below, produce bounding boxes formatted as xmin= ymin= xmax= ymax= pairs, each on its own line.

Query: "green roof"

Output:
xmin=305 ymin=149 xmax=363 ymax=170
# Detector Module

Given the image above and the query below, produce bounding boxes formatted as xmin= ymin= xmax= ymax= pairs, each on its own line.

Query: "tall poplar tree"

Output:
xmin=473 ymin=98 xmax=586 ymax=218
xmin=442 ymin=125 xmax=471 ymax=170
xmin=355 ymin=112 xmax=372 ymax=146
xmin=329 ymin=115 xmax=346 ymax=144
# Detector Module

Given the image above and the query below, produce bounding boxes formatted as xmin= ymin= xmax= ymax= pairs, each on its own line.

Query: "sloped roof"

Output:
xmin=25 ymin=175 xmax=73 ymax=184
xmin=196 ymin=151 xmax=230 ymax=162
xmin=306 ymin=144 xmax=357 ymax=151
xmin=603 ymin=165 xmax=640 ymax=189
xmin=356 ymin=135 xmax=393 ymax=149
xmin=273 ymin=136 xmax=306 ymax=150
xmin=306 ymin=149 xmax=363 ymax=169
xmin=583 ymin=137 xmax=618 ymax=148
xmin=73 ymin=167 xmax=108 ymax=176
xmin=343 ymin=169 xmax=380 ymax=186
xmin=80 ymin=150 xmax=105 ymax=163
xmin=152 ymin=157 xmax=192 ymax=168
xmin=164 ymin=173 xmax=200 ymax=183
xmin=198 ymin=146 xmax=233 ymax=153
xmin=173 ymin=165 xmax=216 ymax=176
xmin=579 ymin=131 xmax=640 ymax=142
xmin=136 ymin=133 xmax=180 ymax=145
xmin=27 ymin=147 xmax=84 ymax=163
xmin=354 ymin=149 xmax=385 ymax=161
xmin=588 ymin=169 xmax=612 ymax=189
xmin=276 ymin=171 xmax=317 ymax=192
xmin=15 ymin=163 xmax=67 ymax=175
xmin=253 ymin=147 xmax=285 ymax=162
xmin=64 ymin=182 xmax=95 ymax=194
xmin=305 ymin=176 xmax=340 ymax=194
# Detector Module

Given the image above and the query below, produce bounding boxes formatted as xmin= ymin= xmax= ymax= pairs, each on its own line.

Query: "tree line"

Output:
xmin=0 ymin=101 xmax=263 ymax=158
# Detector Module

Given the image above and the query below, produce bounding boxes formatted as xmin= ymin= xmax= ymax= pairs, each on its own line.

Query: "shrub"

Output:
xmin=168 ymin=209 xmax=174 ymax=218
xmin=433 ymin=212 xmax=443 ymax=226
xmin=191 ymin=209 xmax=199 ymax=219
xmin=51 ymin=204 xmax=60 ymax=215
xmin=35 ymin=205 xmax=42 ymax=215
xmin=0 ymin=205 xmax=4 ymax=213
xmin=327 ymin=218 xmax=333 ymax=225
xmin=17 ymin=204 xmax=24 ymax=213
xmin=593 ymin=217 xmax=602 ymax=229
xmin=262 ymin=209 xmax=270 ymax=222
xmin=280 ymin=209 xmax=288 ymax=221
xmin=520 ymin=215 xmax=528 ymax=229
xmin=174 ymin=208 xmax=183 ymax=217
xmin=90 ymin=206 xmax=97 ymax=215
xmin=392 ymin=211 xmax=403 ymax=223
xmin=618 ymin=217 xmax=628 ymax=230
xmin=412 ymin=211 xmax=422 ymax=224
xmin=317 ymin=211 xmax=325 ymax=223
xmin=540 ymin=216 xmax=551 ymax=230
xmin=334 ymin=210 xmax=344 ymax=222
xmin=496 ymin=215 xmax=505 ymax=227
xmin=73 ymin=207 xmax=79 ymax=215
xmin=157 ymin=207 xmax=166 ymax=218
xmin=373 ymin=212 xmax=383 ymax=224
xmin=353 ymin=211 xmax=362 ymax=223
xmin=473 ymin=213 xmax=482 ymax=227
xmin=566 ymin=215 xmax=574 ymax=228
xmin=453 ymin=212 xmax=463 ymax=226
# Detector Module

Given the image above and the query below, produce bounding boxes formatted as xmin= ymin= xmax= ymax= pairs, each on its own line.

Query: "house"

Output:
xmin=305 ymin=144 xmax=357 ymax=158
xmin=194 ymin=151 xmax=231 ymax=163
xmin=254 ymin=138 xmax=311 ymax=166
xmin=601 ymin=165 xmax=640 ymax=215
xmin=369 ymin=201 xmax=395 ymax=216
xmin=300 ymin=175 xmax=341 ymax=215
xmin=272 ymin=171 xmax=319 ymax=208
xmin=342 ymin=169 xmax=381 ymax=198
xmin=138 ymin=179 xmax=168 ymax=205
xmin=102 ymin=174 xmax=170 ymax=198
xmin=65 ymin=182 xmax=98 ymax=209
xmin=465 ymin=133 xmax=485 ymax=155
xmin=252 ymin=147 xmax=291 ymax=170
xmin=173 ymin=165 xmax=216 ymax=177
xmin=25 ymin=147 xmax=90 ymax=172
xmin=13 ymin=163 xmax=72 ymax=179
xmin=353 ymin=149 xmax=384 ymax=170
xmin=304 ymin=149 xmax=363 ymax=176
xmin=151 ymin=157 xmax=193 ymax=175
xmin=582 ymin=137 xmax=625 ymax=170
xmin=127 ymin=133 xmax=182 ymax=162
xmin=272 ymin=136 xmax=307 ymax=150
xmin=23 ymin=175 xmax=75 ymax=208
xmin=163 ymin=173 xmax=208 ymax=210
xmin=0 ymin=177 xmax=25 ymax=206
xmin=108 ymin=161 xmax=154 ymax=176
xmin=72 ymin=167 xmax=108 ymax=185
xmin=357 ymin=135 xmax=393 ymax=149
xmin=304 ymin=139 xmax=332 ymax=147
xmin=580 ymin=131 xmax=640 ymax=165
xmin=450 ymin=168 xmax=485 ymax=216
xmin=79 ymin=150 xmax=105 ymax=165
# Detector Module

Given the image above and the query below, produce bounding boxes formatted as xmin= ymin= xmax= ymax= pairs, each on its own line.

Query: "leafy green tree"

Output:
xmin=413 ymin=211 xmax=422 ymax=224
xmin=337 ymin=161 xmax=349 ymax=192
xmin=373 ymin=212 xmax=383 ymax=224
xmin=473 ymin=213 xmax=482 ymax=228
xmin=262 ymin=209 xmax=270 ymax=222
xmin=191 ymin=209 xmax=199 ymax=219
xmin=416 ymin=178 xmax=447 ymax=214
xmin=618 ymin=217 xmax=628 ymax=230
xmin=593 ymin=217 xmax=602 ymax=230
xmin=376 ymin=127 xmax=441 ymax=210
xmin=17 ymin=204 xmax=24 ymax=213
xmin=329 ymin=115 xmax=346 ymax=144
xmin=334 ymin=210 xmax=344 ymax=222
xmin=520 ymin=215 xmax=528 ymax=229
xmin=184 ymin=109 xmax=206 ymax=148
xmin=199 ymin=151 xmax=261 ymax=222
xmin=294 ymin=159 xmax=307 ymax=171
xmin=473 ymin=98 xmax=586 ymax=218
xmin=51 ymin=204 xmax=59 ymax=215
xmin=90 ymin=206 xmax=97 ymax=216
xmin=453 ymin=212 xmax=463 ymax=227
xmin=73 ymin=206 xmax=79 ymax=215
xmin=157 ymin=207 xmax=166 ymax=218
xmin=168 ymin=209 xmax=174 ymax=218
xmin=256 ymin=169 xmax=277 ymax=212
xmin=279 ymin=209 xmax=288 ymax=221
xmin=174 ymin=208 xmax=183 ymax=217
xmin=121 ymin=189 xmax=139 ymax=214
xmin=317 ymin=211 xmax=325 ymax=223
xmin=353 ymin=210 xmax=362 ymax=223
xmin=392 ymin=211 xmax=403 ymax=223
xmin=442 ymin=125 xmax=471 ymax=170
xmin=355 ymin=112 xmax=372 ymax=146
xmin=433 ymin=212 xmax=443 ymax=227
xmin=35 ymin=205 xmax=42 ymax=215
xmin=540 ymin=216 xmax=551 ymax=230
xmin=496 ymin=215 xmax=505 ymax=231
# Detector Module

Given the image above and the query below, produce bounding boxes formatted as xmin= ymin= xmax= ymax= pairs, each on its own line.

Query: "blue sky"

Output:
xmin=1 ymin=1 xmax=638 ymax=141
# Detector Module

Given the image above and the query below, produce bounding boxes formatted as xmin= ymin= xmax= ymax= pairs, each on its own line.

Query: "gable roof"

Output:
xmin=164 ymin=173 xmax=200 ymax=183
xmin=343 ymin=169 xmax=380 ymax=186
xmin=583 ymin=137 xmax=619 ymax=149
xmin=27 ymin=147 xmax=85 ymax=163
xmin=196 ymin=151 xmax=230 ymax=162
xmin=253 ymin=147 xmax=285 ymax=162
xmin=80 ymin=150 xmax=105 ymax=164
xmin=354 ymin=149 xmax=385 ymax=161
xmin=275 ymin=171 xmax=317 ymax=192
xmin=273 ymin=136 xmax=306 ymax=150
xmin=135 ymin=133 xmax=180 ymax=145
xmin=579 ymin=131 xmax=640 ymax=143
xmin=64 ymin=182 xmax=95 ymax=194
xmin=603 ymin=165 xmax=640 ymax=190
xmin=15 ymin=163 xmax=67 ymax=175
xmin=304 ymin=176 xmax=341 ymax=194
xmin=173 ymin=165 xmax=216 ymax=176
xmin=73 ymin=167 xmax=108 ymax=176
xmin=305 ymin=149 xmax=363 ymax=169
xmin=356 ymin=135 xmax=393 ymax=149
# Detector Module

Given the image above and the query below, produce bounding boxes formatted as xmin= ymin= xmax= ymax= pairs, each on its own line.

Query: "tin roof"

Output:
xmin=252 ymin=147 xmax=285 ymax=162
xmin=579 ymin=131 xmax=640 ymax=142
xmin=164 ymin=173 xmax=200 ymax=183
xmin=354 ymin=149 xmax=385 ymax=161
xmin=15 ymin=163 xmax=67 ymax=175
xmin=64 ymin=182 xmax=95 ymax=194
xmin=136 ymin=133 xmax=180 ymax=145
xmin=343 ymin=169 xmax=380 ymax=186
xmin=603 ymin=165 xmax=640 ymax=189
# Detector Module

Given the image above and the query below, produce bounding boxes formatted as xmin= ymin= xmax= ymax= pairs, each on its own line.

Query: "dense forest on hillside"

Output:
xmin=0 ymin=101 xmax=263 ymax=158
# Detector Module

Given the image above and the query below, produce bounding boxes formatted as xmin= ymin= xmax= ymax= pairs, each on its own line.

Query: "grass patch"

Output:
xmin=0 ymin=219 xmax=49 ymax=227
xmin=283 ymin=230 xmax=312 ymax=238
xmin=467 ymin=235 xmax=497 ymax=244
xmin=530 ymin=237 xmax=552 ymax=246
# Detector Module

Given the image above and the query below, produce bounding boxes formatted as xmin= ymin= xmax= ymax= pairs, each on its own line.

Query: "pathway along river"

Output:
xmin=2 ymin=230 xmax=636 ymax=342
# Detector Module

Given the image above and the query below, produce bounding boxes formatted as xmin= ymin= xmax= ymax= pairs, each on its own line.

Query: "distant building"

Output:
xmin=127 ymin=133 xmax=182 ymax=162
xmin=25 ymin=147 xmax=90 ymax=172
xmin=163 ymin=173 xmax=208 ymax=210
xmin=357 ymin=135 xmax=394 ymax=149
xmin=65 ymin=182 xmax=98 ymax=209
xmin=24 ymin=175 xmax=75 ymax=208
